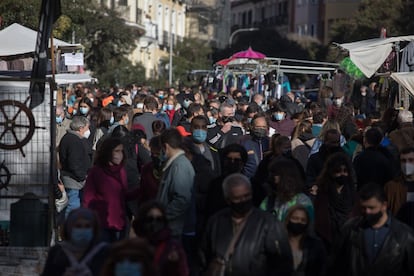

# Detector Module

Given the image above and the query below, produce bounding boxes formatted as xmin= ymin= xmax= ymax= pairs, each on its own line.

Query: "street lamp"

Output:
xmin=228 ymin=27 xmax=259 ymax=48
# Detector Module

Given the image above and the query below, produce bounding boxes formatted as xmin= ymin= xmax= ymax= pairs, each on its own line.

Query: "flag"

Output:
xmin=29 ymin=0 xmax=61 ymax=109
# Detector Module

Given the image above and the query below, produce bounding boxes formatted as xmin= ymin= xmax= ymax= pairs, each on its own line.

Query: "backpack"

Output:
xmin=60 ymin=242 xmax=107 ymax=276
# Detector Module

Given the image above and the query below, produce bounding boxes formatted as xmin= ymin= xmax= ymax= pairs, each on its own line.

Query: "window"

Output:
xmin=118 ymin=0 xmax=127 ymax=6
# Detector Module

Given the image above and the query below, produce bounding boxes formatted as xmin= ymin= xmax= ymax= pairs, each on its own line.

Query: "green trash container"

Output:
xmin=9 ymin=193 xmax=48 ymax=246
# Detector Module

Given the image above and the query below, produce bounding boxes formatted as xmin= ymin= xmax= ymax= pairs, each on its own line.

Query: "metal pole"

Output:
xmin=168 ymin=4 xmax=174 ymax=86
xmin=228 ymin=27 xmax=259 ymax=48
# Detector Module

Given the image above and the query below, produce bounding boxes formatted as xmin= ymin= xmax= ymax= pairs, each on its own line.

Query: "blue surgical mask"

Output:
xmin=56 ymin=116 xmax=63 ymax=124
xmin=117 ymin=101 xmax=122 ymax=107
xmin=72 ymin=109 xmax=77 ymax=115
xmin=167 ymin=104 xmax=174 ymax=111
xmin=159 ymin=94 xmax=164 ymax=99
xmin=114 ymin=260 xmax=142 ymax=276
xmin=80 ymin=107 xmax=89 ymax=115
xmin=183 ymin=100 xmax=191 ymax=109
xmin=274 ymin=113 xmax=284 ymax=121
xmin=247 ymin=117 xmax=252 ymax=124
xmin=110 ymin=116 xmax=115 ymax=125
xmin=192 ymin=129 xmax=207 ymax=143
xmin=71 ymin=227 xmax=93 ymax=246
xmin=162 ymin=105 xmax=167 ymax=111
xmin=124 ymin=117 xmax=129 ymax=125
xmin=209 ymin=117 xmax=216 ymax=124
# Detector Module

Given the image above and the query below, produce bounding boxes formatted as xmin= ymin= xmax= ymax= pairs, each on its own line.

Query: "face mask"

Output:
xmin=110 ymin=116 xmax=115 ymax=125
xmin=252 ymin=128 xmax=267 ymax=139
xmin=209 ymin=117 xmax=216 ymax=124
xmin=114 ymin=260 xmax=142 ymax=276
xmin=72 ymin=109 xmax=77 ymax=115
xmin=56 ymin=116 xmax=63 ymax=124
xmin=223 ymin=159 xmax=243 ymax=175
xmin=402 ymin=163 xmax=414 ymax=176
xmin=124 ymin=117 xmax=129 ymax=125
xmin=363 ymin=211 xmax=383 ymax=227
xmin=71 ymin=227 xmax=93 ymax=246
xmin=117 ymin=101 xmax=122 ymax=107
xmin=282 ymin=149 xmax=292 ymax=157
xmin=112 ymin=151 xmax=123 ymax=165
xmin=151 ymin=156 xmax=163 ymax=170
xmin=183 ymin=100 xmax=191 ymax=109
xmin=83 ymin=129 xmax=91 ymax=139
xmin=162 ymin=105 xmax=167 ymax=111
xmin=333 ymin=98 xmax=343 ymax=106
xmin=334 ymin=175 xmax=349 ymax=186
xmin=192 ymin=129 xmax=207 ymax=143
xmin=80 ymin=107 xmax=89 ymax=115
xmin=136 ymin=103 xmax=144 ymax=109
xmin=229 ymin=199 xmax=253 ymax=217
xmin=143 ymin=217 xmax=165 ymax=235
xmin=361 ymin=92 xmax=367 ymax=97
xmin=159 ymin=94 xmax=164 ymax=99
xmin=247 ymin=117 xmax=253 ymax=124
xmin=160 ymin=149 xmax=168 ymax=162
xmin=274 ymin=113 xmax=284 ymax=121
xmin=89 ymin=97 xmax=94 ymax=103
xmin=167 ymin=104 xmax=174 ymax=111
xmin=222 ymin=116 xmax=234 ymax=124
xmin=287 ymin=221 xmax=307 ymax=236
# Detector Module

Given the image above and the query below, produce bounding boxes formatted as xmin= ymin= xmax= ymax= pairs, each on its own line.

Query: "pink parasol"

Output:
xmin=232 ymin=47 xmax=266 ymax=59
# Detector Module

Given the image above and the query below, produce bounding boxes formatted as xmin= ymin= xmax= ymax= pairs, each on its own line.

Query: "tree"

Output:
xmin=159 ymin=37 xmax=213 ymax=87
xmin=330 ymin=0 xmax=403 ymax=43
xmin=0 ymin=0 xmax=39 ymax=29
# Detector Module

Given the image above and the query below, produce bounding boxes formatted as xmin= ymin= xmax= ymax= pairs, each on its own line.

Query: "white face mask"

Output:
xmin=83 ymin=129 xmax=91 ymax=139
xmin=333 ymin=98 xmax=343 ymax=106
xmin=402 ymin=163 xmax=414 ymax=176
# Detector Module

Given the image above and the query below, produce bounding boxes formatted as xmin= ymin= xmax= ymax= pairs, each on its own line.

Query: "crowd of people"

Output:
xmin=45 ymin=82 xmax=414 ymax=275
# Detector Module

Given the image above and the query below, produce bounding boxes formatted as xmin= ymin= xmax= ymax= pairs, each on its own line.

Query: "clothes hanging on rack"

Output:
xmin=400 ymin=41 xmax=414 ymax=72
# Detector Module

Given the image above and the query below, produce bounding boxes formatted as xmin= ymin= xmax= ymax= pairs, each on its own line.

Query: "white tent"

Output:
xmin=391 ymin=72 xmax=414 ymax=97
xmin=335 ymin=36 xmax=414 ymax=78
xmin=0 ymin=23 xmax=74 ymax=57
xmin=48 ymin=73 xmax=97 ymax=85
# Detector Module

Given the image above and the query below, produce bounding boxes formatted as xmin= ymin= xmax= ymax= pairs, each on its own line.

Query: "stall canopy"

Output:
xmin=391 ymin=72 xmax=414 ymax=97
xmin=0 ymin=23 xmax=74 ymax=57
xmin=335 ymin=35 xmax=414 ymax=78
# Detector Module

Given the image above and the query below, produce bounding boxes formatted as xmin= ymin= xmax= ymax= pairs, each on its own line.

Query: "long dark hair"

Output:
xmin=94 ymin=137 xmax=126 ymax=167
xmin=269 ymin=158 xmax=304 ymax=204
xmin=132 ymin=201 xmax=168 ymax=237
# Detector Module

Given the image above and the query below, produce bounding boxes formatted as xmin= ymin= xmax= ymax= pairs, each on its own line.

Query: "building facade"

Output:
xmin=100 ymin=0 xmax=186 ymax=80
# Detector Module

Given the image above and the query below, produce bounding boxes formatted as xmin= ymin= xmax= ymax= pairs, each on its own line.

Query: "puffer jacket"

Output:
xmin=200 ymin=208 xmax=293 ymax=276
xmin=329 ymin=215 xmax=414 ymax=276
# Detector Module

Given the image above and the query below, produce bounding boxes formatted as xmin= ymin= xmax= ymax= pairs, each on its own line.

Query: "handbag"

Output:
xmin=204 ymin=212 xmax=251 ymax=276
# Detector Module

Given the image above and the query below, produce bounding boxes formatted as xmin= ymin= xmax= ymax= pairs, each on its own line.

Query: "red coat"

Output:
xmin=83 ymin=164 xmax=129 ymax=231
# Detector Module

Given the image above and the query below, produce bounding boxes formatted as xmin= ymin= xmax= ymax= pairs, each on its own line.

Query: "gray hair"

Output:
xmin=222 ymin=173 xmax=251 ymax=199
xmin=219 ymin=101 xmax=235 ymax=115
xmin=70 ymin=116 xmax=90 ymax=131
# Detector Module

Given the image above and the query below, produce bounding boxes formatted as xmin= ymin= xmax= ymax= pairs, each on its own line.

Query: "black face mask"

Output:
xmin=222 ymin=116 xmax=234 ymax=124
xmin=223 ymin=160 xmax=243 ymax=175
xmin=252 ymin=128 xmax=267 ymax=139
xmin=334 ymin=175 xmax=349 ymax=186
xmin=229 ymin=199 xmax=253 ymax=217
xmin=363 ymin=211 xmax=383 ymax=227
xmin=287 ymin=222 xmax=307 ymax=236
xmin=143 ymin=217 xmax=166 ymax=235
xmin=151 ymin=156 xmax=163 ymax=170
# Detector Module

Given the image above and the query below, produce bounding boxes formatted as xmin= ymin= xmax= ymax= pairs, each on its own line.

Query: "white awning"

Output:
xmin=391 ymin=72 xmax=414 ymax=97
xmin=335 ymin=36 xmax=414 ymax=78
xmin=0 ymin=23 xmax=75 ymax=57
xmin=47 ymin=73 xmax=97 ymax=85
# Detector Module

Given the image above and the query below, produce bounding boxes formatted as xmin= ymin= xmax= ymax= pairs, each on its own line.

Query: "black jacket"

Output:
xmin=329 ymin=215 xmax=414 ymax=276
xmin=200 ymin=208 xmax=293 ymax=276
xmin=59 ymin=130 xmax=92 ymax=182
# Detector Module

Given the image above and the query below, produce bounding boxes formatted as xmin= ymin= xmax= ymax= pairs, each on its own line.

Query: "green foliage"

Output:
xmin=0 ymin=0 xmax=40 ymax=29
xmin=159 ymin=37 xmax=213 ymax=86
xmin=98 ymin=56 xmax=146 ymax=88
xmin=330 ymin=0 xmax=404 ymax=43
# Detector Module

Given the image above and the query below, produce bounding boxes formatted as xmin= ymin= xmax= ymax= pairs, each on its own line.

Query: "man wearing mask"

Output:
xmin=240 ymin=114 xmax=270 ymax=178
xmin=59 ymin=116 xmax=92 ymax=218
xmin=201 ymin=173 xmax=293 ymax=276
xmin=385 ymin=147 xmax=414 ymax=215
xmin=329 ymin=182 xmax=414 ymax=275
xmin=55 ymin=104 xmax=71 ymax=149
xmin=208 ymin=101 xmax=244 ymax=149
xmin=328 ymin=92 xmax=344 ymax=119
xmin=204 ymin=144 xmax=248 ymax=222
xmin=269 ymin=103 xmax=295 ymax=137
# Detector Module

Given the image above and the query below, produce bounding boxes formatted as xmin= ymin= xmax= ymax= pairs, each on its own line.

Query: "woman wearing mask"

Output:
xmin=284 ymin=205 xmax=326 ymax=276
xmin=260 ymin=158 xmax=314 ymax=222
xmin=78 ymin=97 xmax=97 ymax=147
xmin=101 ymin=238 xmax=157 ymax=276
xmin=132 ymin=201 xmax=189 ymax=276
xmin=291 ymin=120 xmax=316 ymax=171
xmin=42 ymin=208 xmax=108 ymax=276
xmin=313 ymin=152 xmax=357 ymax=250
xmin=92 ymin=107 xmax=113 ymax=151
xmin=83 ymin=137 xmax=136 ymax=242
